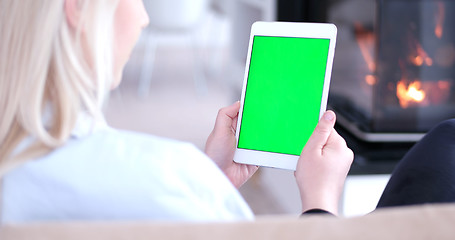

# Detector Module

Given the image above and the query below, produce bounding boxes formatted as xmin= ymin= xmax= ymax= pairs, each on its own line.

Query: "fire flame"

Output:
xmin=409 ymin=42 xmax=433 ymax=66
xmin=396 ymin=80 xmax=426 ymax=108
xmin=435 ymin=2 xmax=445 ymax=39
xmin=354 ymin=22 xmax=377 ymax=87
xmin=354 ymin=22 xmax=376 ymax=73
xmin=353 ymin=3 xmax=452 ymax=110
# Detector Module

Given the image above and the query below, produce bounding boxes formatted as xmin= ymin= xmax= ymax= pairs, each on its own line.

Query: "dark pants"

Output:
xmin=376 ymin=119 xmax=455 ymax=208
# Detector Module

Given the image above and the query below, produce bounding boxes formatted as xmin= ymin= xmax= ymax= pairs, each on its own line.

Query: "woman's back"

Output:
xmin=1 ymin=116 xmax=253 ymax=222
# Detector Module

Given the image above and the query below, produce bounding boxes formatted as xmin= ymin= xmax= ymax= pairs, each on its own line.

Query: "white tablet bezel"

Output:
xmin=233 ymin=21 xmax=337 ymax=171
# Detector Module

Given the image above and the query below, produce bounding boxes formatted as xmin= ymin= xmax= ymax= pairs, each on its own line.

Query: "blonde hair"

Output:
xmin=0 ymin=0 xmax=119 ymax=175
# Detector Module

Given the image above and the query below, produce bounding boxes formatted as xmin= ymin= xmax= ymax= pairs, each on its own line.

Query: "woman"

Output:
xmin=0 ymin=0 xmax=353 ymax=222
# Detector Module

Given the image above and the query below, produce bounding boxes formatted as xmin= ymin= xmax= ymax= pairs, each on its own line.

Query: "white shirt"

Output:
xmin=1 ymin=114 xmax=254 ymax=222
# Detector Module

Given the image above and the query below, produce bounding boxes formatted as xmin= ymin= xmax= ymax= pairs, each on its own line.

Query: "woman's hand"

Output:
xmin=295 ymin=110 xmax=354 ymax=216
xmin=205 ymin=102 xmax=259 ymax=188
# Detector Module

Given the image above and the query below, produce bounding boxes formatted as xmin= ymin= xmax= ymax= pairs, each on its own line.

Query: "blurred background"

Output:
xmin=105 ymin=0 xmax=455 ymax=217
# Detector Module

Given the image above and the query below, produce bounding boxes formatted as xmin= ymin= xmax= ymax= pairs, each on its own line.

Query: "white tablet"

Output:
xmin=234 ymin=21 xmax=337 ymax=171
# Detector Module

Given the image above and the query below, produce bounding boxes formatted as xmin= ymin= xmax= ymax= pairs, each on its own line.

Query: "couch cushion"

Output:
xmin=1 ymin=204 xmax=455 ymax=240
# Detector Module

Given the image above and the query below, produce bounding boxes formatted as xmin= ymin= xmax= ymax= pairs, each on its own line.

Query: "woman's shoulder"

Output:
xmin=86 ymin=127 xmax=199 ymax=156
xmin=69 ymin=113 xmax=200 ymax=159
xmin=42 ymin=126 xmax=213 ymax=176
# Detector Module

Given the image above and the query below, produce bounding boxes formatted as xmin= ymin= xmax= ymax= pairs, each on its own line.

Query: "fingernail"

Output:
xmin=323 ymin=111 xmax=335 ymax=121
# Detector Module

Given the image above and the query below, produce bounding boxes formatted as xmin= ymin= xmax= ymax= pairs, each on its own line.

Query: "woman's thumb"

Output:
xmin=304 ymin=110 xmax=336 ymax=152
xmin=215 ymin=101 xmax=240 ymax=130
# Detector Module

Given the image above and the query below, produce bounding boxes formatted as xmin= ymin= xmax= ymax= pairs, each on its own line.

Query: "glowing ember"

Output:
xmin=365 ymin=74 xmax=377 ymax=85
xmin=396 ymin=80 xmax=426 ymax=108
xmin=412 ymin=56 xmax=424 ymax=66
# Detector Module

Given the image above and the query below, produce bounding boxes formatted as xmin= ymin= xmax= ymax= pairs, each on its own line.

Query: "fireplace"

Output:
xmin=329 ymin=0 xmax=455 ymax=142
xmin=278 ymin=0 xmax=455 ymax=173
xmin=325 ymin=0 xmax=455 ymax=173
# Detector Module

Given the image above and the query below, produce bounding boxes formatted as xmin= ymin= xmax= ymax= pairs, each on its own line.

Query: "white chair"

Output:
xmin=138 ymin=0 xmax=210 ymax=97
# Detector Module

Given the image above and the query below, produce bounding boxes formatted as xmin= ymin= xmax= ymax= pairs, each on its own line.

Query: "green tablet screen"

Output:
xmin=237 ymin=35 xmax=330 ymax=156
